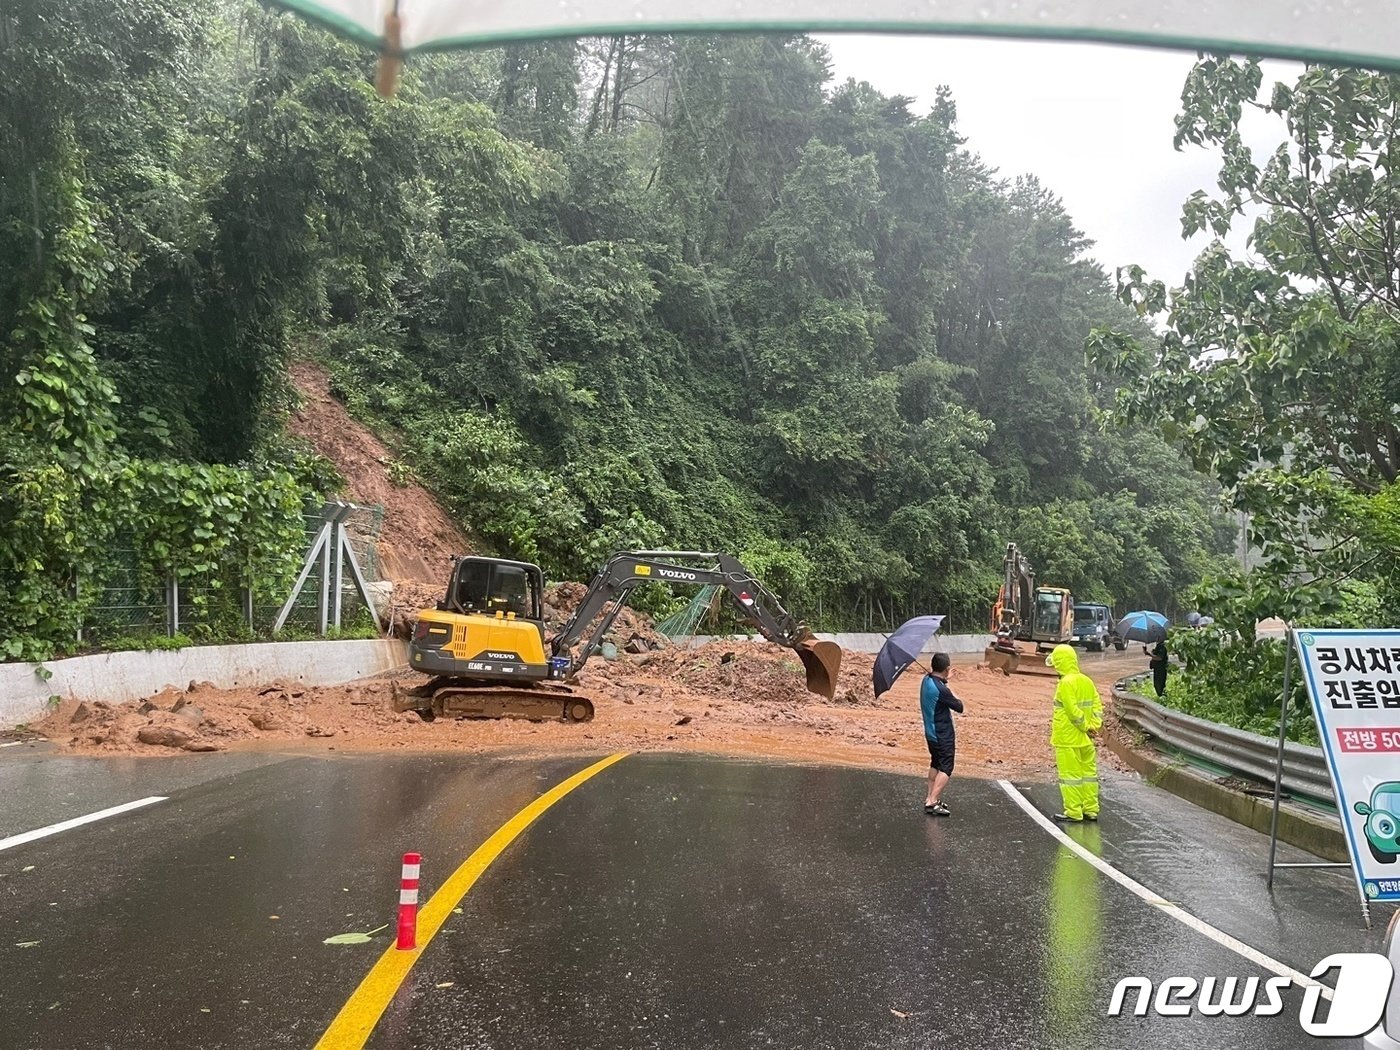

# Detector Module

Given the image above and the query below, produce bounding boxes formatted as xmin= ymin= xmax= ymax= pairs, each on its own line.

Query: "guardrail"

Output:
xmin=1112 ymin=681 xmax=1334 ymax=805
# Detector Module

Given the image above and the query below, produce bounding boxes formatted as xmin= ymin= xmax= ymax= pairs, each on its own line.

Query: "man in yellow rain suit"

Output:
xmin=1047 ymin=644 xmax=1103 ymax=822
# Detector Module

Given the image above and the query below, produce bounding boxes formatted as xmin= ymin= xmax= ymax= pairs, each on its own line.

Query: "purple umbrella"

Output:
xmin=873 ymin=615 xmax=946 ymax=697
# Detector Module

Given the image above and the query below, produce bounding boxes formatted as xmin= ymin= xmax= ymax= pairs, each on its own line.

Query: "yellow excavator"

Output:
xmin=394 ymin=550 xmax=843 ymax=722
xmin=984 ymin=542 xmax=1073 ymax=676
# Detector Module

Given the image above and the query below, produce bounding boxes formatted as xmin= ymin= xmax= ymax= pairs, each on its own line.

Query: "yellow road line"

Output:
xmin=314 ymin=752 xmax=630 ymax=1049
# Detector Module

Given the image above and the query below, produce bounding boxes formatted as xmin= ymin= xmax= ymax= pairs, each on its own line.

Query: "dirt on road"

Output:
xmin=35 ymin=643 xmax=1146 ymax=781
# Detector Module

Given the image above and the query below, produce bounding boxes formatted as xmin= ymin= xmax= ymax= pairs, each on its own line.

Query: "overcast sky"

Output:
xmin=818 ymin=35 xmax=1298 ymax=289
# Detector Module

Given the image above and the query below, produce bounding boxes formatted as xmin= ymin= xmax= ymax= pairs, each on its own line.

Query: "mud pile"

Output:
xmin=543 ymin=581 xmax=668 ymax=651
xmin=597 ymin=641 xmax=877 ymax=706
xmin=387 ymin=579 xmax=445 ymax=637
xmin=32 ymin=642 xmax=1130 ymax=782
xmin=37 ymin=675 xmax=422 ymax=754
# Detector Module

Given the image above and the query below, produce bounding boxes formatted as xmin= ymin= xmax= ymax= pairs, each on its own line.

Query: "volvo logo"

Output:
xmin=657 ymin=568 xmax=698 ymax=582
xmin=485 ymin=651 xmax=516 ymax=660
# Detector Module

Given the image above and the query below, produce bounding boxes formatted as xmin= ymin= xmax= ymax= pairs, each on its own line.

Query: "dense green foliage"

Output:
xmin=318 ymin=32 xmax=1235 ymax=627
xmin=1159 ymin=634 xmax=1317 ymax=745
xmin=1092 ymin=58 xmax=1400 ymax=630
xmin=1158 ymin=576 xmax=1387 ymax=745
xmin=1090 ymin=57 xmax=1400 ymax=736
xmin=0 ymin=0 xmax=334 ymax=657
xmin=3 ymin=3 xmax=1234 ymax=652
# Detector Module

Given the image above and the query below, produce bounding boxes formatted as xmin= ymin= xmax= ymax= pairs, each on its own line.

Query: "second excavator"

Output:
xmin=395 ymin=550 xmax=842 ymax=722
xmin=984 ymin=542 xmax=1073 ymax=676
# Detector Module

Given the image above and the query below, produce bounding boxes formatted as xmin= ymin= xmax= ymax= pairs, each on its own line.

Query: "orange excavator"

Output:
xmin=984 ymin=542 xmax=1073 ymax=676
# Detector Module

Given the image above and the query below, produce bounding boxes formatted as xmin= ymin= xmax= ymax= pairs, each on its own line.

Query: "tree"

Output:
xmin=1088 ymin=57 xmax=1400 ymax=623
xmin=497 ymin=40 xmax=580 ymax=152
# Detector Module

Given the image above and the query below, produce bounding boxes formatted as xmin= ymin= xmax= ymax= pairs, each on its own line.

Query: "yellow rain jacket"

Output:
xmin=1048 ymin=644 xmax=1102 ymax=746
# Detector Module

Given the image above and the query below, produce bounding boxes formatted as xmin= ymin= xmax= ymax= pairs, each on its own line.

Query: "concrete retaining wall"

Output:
xmin=1 ymin=639 xmax=408 ymax=728
xmin=683 ymin=632 xmax=990 ymax=655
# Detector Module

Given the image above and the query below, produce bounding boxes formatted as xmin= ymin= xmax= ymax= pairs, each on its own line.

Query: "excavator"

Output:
xmin=983 ymin=542 xmax=1073 ymax=676
xmin=395 ymin=550 xmax=843 ymax=722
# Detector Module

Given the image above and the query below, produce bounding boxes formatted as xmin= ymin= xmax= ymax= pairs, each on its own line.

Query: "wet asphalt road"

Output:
xmin=0 ymin=746 xmax=1392 ymax=1050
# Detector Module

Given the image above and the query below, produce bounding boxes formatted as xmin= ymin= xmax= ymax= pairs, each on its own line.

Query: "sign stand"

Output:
xmin=1265 ymin=627 xmax=1373 ymax=928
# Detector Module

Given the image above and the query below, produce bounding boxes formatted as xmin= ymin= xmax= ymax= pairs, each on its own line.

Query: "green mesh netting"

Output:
xmin=656 ymin=585 xmax=721 ymax=639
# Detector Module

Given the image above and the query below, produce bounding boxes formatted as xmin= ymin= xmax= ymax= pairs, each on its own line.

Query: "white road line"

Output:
xmin=0 ymin=796 xmax=168 ymax=853
xmin=997 ymin=779 xmax=1333 ymax=1001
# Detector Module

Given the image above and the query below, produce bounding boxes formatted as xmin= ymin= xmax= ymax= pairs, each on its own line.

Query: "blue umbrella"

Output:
xmin=1115 ymin=610 xmax=1170 ymax=644
xmin=873 ymin=615 xmax=945 ymax=697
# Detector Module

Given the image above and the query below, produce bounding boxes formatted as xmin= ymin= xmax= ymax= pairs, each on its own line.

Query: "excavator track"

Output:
xmin=392 ymin=678 xmax=595 ymax=723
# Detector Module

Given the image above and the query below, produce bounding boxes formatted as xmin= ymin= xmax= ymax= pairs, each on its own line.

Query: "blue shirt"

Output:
xmin=920 ymin=674 xmax=964 ymax=742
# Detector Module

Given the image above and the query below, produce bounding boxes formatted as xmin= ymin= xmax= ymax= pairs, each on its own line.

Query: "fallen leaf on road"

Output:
xmin=21 ymin=866 xmax=34 ymax=873
xmin=890 ymin=1009 xmax=907 ymax=1019
xmin=323 ymin=932 xmax=373 ymax=945
xmin=268 ymin=915 xmax=279 ymax=920
xmin=435 ymin=982 xmax=455 ymax=989
xmin=15 ymin=941 xmax=39 ymax=948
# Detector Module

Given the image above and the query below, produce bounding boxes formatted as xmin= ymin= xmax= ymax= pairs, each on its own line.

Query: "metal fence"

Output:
xmin=80 ymin=501 xmax=385 ymax=645
xmin=1112 ymin=681 xmax=1334 ymax=806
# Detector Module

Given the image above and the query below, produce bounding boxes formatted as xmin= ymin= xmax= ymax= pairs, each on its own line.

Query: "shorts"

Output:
xmin=927 ymin=736 xmax=955 ymax=775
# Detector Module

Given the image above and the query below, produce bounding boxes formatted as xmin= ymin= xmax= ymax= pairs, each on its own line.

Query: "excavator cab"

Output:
xmin=410 ymin=556 xmax=551 ymax=682
xmin=444 ymin=558 xmax=541 ymax=620
xmin=1031 ymin=587 xmax=1072 ymax=643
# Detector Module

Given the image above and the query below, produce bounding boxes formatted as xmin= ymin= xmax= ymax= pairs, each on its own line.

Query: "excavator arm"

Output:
xmin=550 ymin=551 xmax=842 ymax=699
xmin=995 ymin=542 xmax=1037 ymax=635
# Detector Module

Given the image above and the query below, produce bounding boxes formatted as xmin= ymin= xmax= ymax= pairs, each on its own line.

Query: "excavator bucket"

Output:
xmin=794 ymin=637 xmax=842 ymax=700
xmin=984 ymin=643 xmax=1019 ymax=676
xmin=983 ymin=642 xmax=1060 ymax=678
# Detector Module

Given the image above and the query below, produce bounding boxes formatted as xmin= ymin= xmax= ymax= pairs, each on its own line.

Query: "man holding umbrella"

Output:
xmin=920 ymin=653 xmax=964 ymax=816
xmin=1117 ymin=610 xmax=1171 ymax=698
xmin=872 ymin=615 xmax=960 ymax=815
